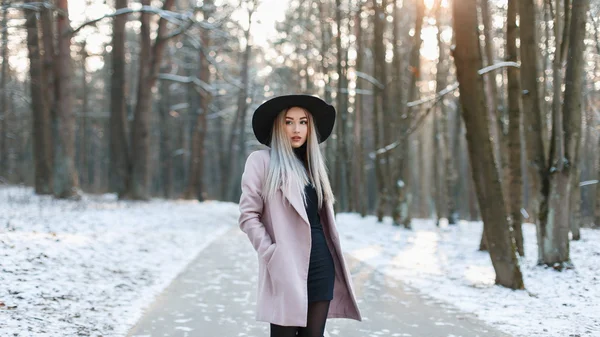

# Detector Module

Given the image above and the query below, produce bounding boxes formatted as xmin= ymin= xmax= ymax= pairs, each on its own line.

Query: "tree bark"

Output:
xmin=353 ymin=0 xmax=367 ymax=216
xmin=25 ymin=0 xmax=53 ymax=194
xmin=372 ymin=0 xmax=387 ymax=222
xmin=126 ymin=0 xmax=176 ymax=200
xmin=433 ymin=0 xmax=447 ymax=225
xmin=0 ymin=1 xmax=8 ymax=179
xmin=335 ymin=0 xmax=350 ymax=212
xmin=559 ymin=0 xmax=589 ymax=244
xmin=392 ymin=0 xmax=424 ymax=228
xmin=506 ymin=0 xmax=524 ymax=256
xmin=452 ymin=0 xmax=524 ymax=289
xmin=79 ymin=43 xmax=88 ymax=188
xmin=183 ymin=0 xmax=213 ymax=201
xmin=518 ymin=0 xmax=546 ymax=247
xmin=53 ymin=0 xmax=80 ymax=199
xmin=109 ymin=0 xmax=130 ymax=196
xmin=158 ymin=64 xmax=172 ymax=198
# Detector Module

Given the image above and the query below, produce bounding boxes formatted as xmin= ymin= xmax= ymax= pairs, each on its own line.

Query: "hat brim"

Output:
xmin=252 ymin=95 xmax=336 ymax=146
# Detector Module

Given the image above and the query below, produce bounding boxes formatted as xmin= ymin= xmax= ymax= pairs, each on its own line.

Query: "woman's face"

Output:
xmin=285 ymin=107 xmax=308 ymax=148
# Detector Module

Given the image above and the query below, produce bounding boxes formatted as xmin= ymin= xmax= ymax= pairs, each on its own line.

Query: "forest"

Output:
xmin=1 ymin=0 xmax=599 ymax=289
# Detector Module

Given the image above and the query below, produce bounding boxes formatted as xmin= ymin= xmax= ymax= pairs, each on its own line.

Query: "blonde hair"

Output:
xmin=262 ymin=107 xmax=335 ymax=209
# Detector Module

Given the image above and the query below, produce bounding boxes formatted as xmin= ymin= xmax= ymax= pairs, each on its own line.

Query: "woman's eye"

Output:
xmin=300 ymin=121 xmax=307 ymax=125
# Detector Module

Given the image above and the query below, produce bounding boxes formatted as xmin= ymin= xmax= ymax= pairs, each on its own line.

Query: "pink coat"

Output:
xmin=238 ymin=149 xmax=362 ymax=327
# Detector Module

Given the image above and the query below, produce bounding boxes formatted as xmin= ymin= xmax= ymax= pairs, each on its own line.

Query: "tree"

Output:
xmin=538 ymin=0 xmax=589 ymax=264
xmin=0 ymin=0 xmax=8 ymax=179
xmin=53 ymin=0 xmax=80 ymax=198
xmin=25 ymin=0 xmax=53 ymax=194
xmin=183 ymin=0 xmax=214 ymax=201
xmin=506 ymin=0 xmax=524 ymax=256
xmin=125 ymin=0 xmax=176 ymax=200
xmin=518 ymin=0 xmax=546 ymax=232
xmin=563 ymin=0 xmax=589 ymax=241
xmin=372 ymin=0 xmax=387 ymax=221
xmin=391 ymin=0 xmax=425 ymax=228
xmin=109 ymin=0 xmax=130 ymax=196
xmin=452 ymin=0 xmax=524 ymax=289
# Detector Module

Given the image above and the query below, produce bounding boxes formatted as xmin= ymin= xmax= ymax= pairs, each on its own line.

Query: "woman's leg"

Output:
xmin=270 ymin=323 xmax=299 ymax=337
xmin=297 ymin=301 xmax=330 ymax=337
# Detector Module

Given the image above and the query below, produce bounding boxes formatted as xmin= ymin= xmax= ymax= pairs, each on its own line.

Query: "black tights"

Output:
xmin=269 ymin=300 xmax=330 ymax=337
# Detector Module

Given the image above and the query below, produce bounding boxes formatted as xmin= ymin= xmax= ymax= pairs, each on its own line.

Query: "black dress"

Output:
xmin=304 ymin=184 xmax=335 ymax=303
xmin=293 ymin=144 xmax=335 ymax=303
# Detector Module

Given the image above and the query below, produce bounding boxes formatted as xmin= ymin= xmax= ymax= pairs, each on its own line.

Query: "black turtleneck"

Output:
xmin=293 ymin=142 xmax=308 ymax=169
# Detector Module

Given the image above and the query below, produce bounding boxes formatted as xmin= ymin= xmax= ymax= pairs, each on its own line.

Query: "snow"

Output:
xmin=336 ymin=213 xmax=600 ymax=337
xmin=1 ymin=184 xmax=598 ymax=337
xmin=0 ymin=186 xmax=237 ymax=337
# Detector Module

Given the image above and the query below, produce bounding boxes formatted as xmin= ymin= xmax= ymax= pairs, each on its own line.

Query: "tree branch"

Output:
xmin=370 ymin=62 xmax=521 ymax=158
xmin=157 ymin=73 xmax=216 ymax=95
xmin=70 ymin=6 xmax=218 ymax=36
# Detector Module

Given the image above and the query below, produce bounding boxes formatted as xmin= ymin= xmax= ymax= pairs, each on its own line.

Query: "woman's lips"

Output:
xmin=292 ymin=137 xmax=301 ymax=141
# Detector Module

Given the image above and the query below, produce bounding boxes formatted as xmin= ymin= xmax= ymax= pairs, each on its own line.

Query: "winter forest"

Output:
xmin=1 ymin=0 xmax=599 ymax=336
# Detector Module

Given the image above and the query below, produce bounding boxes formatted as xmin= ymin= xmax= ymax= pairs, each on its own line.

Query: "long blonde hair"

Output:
xmin=262 ymin=107 xmax=335 ymax=209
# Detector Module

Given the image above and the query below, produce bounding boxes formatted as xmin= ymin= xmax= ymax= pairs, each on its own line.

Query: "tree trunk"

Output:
xmin=446 ymin=102 xmax=461 ymax=224
xmin=0 ymin=1 xmax=8 ymax=179
xmin=109 ymin=0 xmax=130 ymax=196
xmin=126 ymin=0 xmax=176 ymax=200
xmin=506 ymin=0 xmax=524 ymax=256
xmin=452 ymin=0 xmax=524 ymax=289
xmin=480 ymin=0 xmax=508 ymax=194
xmin=53 ymin=0 xmax=79 ymax=199
xmin=519 ymin=0 xmax=546 ymax=249
xmin=25 ymin=0 xmax=53 ymax=194
xmin=183 ymin=0 xmax=213 ymax=201
xmin=433 ymin=0 xmax=447 ymax=225
xmin=229 ymin=9 xmax=253 ymax=201
xmin=392 ymin=0 xmax=425 ymax=228
xmin=353 ymin=0 xmax=367 ymax=216
xmin=556 ymin=0 xmax=588 ymax=247
xmin=596 ymin=132 xmax=600 ymax=227
xmin=335 ymin=0 xmax=349 ymax=212
xmin=372 ymin=0 xmax=387 ymax=222
xmin=79 ymin=43 xmax=88 ymax=188
xmin=158 ymin=65 xmax=172 ymax=198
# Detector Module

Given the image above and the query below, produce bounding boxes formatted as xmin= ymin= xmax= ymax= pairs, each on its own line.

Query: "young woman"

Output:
xmin=239 ymin=95 xmax=362 ymax=337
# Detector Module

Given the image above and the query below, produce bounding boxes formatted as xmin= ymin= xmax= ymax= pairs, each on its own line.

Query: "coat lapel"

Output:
xmin=280 ymin=185 xmax=310 ymax=226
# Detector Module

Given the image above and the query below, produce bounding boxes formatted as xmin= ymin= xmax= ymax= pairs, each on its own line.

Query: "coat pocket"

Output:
xmin=262 ymin=243 xmax=277 ymax=266
xmin=266 ymin=243 xmax=279 ymax=271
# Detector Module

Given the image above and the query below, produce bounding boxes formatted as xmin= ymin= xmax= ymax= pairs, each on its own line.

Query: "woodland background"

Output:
xmin=1 ymin=0 xmax=599 ymax=288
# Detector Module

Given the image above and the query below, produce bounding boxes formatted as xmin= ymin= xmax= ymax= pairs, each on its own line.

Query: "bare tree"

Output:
xmin=539 ymin=0 xmax=589 ymax=260
xmin=25 ymin=0 xmax=53 ymax=194
xmin=52 ymin=0 xmax=79 ymax=198
xmin=352 ymin=0 xmax=367 ymax=216
xmin=519 ymin=0 xmax=546 ymax=231
xmin=506 ymin=0 xmax=524 ymax=256
xmin=391 ymin=0 xmax=425 ymax=228
xmin=452 ymin=0 xmax=524 ymax=289
xmin=183 ymin=0 xmax=214 ymax=201
xmin=563 ymin=0 xmax=589 ymax=241
xmin=125 ymin=0 xmax=176 ymax=200
xmin=432 ymin=0 xmax=448 ymax=226
xmin=371 ymin=0 xmax=388 ymax=222
xmin=0 ymin=0 xmax=7 ymax=179
xmin=109 ymin=0 xmax=130 ymax=196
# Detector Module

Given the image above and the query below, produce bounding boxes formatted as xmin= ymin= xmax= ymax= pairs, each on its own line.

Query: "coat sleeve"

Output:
xmin=239 ymin=151 xmax=275 ymax=261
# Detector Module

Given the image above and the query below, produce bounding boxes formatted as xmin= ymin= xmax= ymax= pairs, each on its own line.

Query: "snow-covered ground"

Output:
xmin=336 ymin=213 xmax=600 ymax=337
xmin=1 ymin=185 xmax=597 ymax=337
xmin=0 ymin=186 xmax=238 ymax=337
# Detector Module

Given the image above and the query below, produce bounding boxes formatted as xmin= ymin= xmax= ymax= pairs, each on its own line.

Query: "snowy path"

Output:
xmin=127 ymin=227 xmax=511 ymax=337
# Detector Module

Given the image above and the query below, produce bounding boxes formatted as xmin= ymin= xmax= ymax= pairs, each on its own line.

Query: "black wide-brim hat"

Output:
xmin=252 ymin=94 xmax=336 ymax=146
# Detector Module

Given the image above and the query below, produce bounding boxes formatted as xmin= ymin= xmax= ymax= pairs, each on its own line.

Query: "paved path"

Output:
xmin=127 ymin=227 xmax=511 ymax=337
